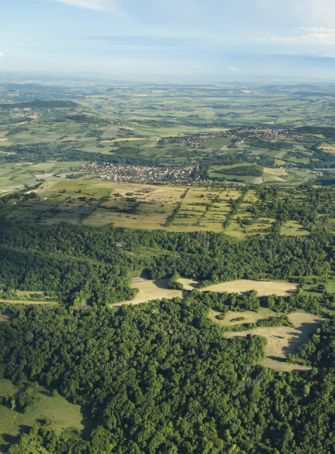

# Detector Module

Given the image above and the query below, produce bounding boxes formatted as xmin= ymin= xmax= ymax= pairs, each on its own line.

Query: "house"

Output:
xmin=116 ymin=241 xmax=127 ymax=248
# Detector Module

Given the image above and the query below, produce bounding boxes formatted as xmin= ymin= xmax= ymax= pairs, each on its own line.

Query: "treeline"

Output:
xmin=291 ymin=317 xmax=335 ymax=368
xmin=0 ymin=99 xmax=78 ymax=109
xmin=248 ymin=138 xmax=293 ymax=151
xmin=294 ymin=126 xmax=335 ymax=139
xmin=0 ymin=144 xmax=112 ymax=164
xmin=222 ymin=188 xmax=248 ymax=229
xmin=167 ymin=271 xmax=184 ymax=290
xmin=195 ymin=287 xmax=331 ymax=315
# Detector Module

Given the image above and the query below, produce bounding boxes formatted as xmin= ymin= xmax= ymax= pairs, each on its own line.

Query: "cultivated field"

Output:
xmin=225 ymin=312 xmax=324 ymax=372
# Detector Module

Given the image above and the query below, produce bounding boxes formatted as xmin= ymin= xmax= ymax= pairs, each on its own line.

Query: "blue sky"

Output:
xmin=2 ymin=0 xmax=335 ymax=78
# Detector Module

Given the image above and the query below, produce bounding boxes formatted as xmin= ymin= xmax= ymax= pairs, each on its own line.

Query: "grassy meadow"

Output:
xmin=0 ymin=379 xmax=91 ymax=452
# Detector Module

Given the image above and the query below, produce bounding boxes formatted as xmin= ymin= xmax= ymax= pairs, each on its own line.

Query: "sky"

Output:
xmin=2 ymin=0 xmax=335 ymax=79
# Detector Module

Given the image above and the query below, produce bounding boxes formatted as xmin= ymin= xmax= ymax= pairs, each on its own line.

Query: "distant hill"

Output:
xmin=0 ymin=99 xmax=78 ymax=108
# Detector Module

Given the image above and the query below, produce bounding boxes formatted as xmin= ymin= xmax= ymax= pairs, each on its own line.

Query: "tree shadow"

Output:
xmin=267 ymin=355 xmax=287 ymax=362
xmin=186 ymin=282 xmax=199 ymax=289
xmin=152 ymin=279 xmax=170 ymax=289
xmin=79 ymin=406 xmax=94 ymax=438
xmin=282 ymin=321 xmax=321 ymax=356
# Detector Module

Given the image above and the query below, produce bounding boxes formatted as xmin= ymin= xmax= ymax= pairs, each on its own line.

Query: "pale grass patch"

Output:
xmin=179 ymin=278 xmax=298 ymax=296
xmin=225 ymin=312 xmax=323 ymax=372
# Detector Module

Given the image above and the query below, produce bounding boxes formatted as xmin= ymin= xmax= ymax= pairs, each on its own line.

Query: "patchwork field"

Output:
xmin=3 ymin=172 xmax=335 ymax=238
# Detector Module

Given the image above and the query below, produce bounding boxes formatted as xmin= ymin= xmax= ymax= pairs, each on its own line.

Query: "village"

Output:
xmin=0 ymin=106 xmax=49 ymax=118
xmin=75 ymin=162 xmax=213 ymax=185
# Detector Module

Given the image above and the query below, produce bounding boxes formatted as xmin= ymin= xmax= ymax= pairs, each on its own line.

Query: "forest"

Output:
xmin=1 ymin=292 xmax=335 ymax=453
xmin=0 ymin=221 xmax=334 ymax=307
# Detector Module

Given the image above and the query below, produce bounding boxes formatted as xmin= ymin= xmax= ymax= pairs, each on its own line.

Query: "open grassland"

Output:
xmin=281 ymin=220 xmax=310 ymax=236
xmin=114 ymin=279 xmax=184 ymax=306
xmin=0 ymin=379 xmax=91 ymax=451
xmin=225 ymin=312 xmax=324 ymax=372
xmin=201 ymin=279 xmax=299 ymax=296
xmin=180 ymin=278 xmax=298 ymax=296
xmin=117 ymin=278 xmax=298 ymax=306
xmin=209 ymin=308 xmax=281 ymax=327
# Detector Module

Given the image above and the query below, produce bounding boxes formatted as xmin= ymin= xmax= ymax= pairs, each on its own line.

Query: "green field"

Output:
xmin=0 ymin=379 xmax=91 ymax=452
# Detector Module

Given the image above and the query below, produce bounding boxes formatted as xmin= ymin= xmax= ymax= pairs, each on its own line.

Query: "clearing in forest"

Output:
xmin=0 ymin=379 xmax=92 ymax=442
xmin=116 ymin=278 xmax=298 ymax=306
xmin=209 ymin=308 xmax=278 ymax=327
xmin=179 ymin=278 xmax=298 ymax=296
xmin=225 ymin=312 xmax=324 ymax=372
xmin=115 ymin=278 xmax=184 ymax=306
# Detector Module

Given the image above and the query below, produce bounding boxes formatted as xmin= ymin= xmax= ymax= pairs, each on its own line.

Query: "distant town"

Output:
xmin=75 ymin=163 xmax=213 ymax=185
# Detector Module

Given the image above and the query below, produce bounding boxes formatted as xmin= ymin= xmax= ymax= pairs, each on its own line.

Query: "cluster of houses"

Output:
xmin=159 ymin=136 xmax=203 ymax=148
xmin=226 ymin=127 xmax=290 ymax=141
xmin=1 ymin=107 xmax=49 ymax=118
xmin=75 ymin=162 xmax=213 ymax=185
xmin=302 ymin=169 xmax=323 ymax=176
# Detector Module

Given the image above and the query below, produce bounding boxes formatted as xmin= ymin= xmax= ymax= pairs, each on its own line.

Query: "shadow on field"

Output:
xmin=282 ymin=321 xmax=320 ymax=356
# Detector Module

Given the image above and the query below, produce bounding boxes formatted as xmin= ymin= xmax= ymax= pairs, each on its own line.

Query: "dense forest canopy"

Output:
xmin=0 ymin=222 xmax=334 ymax=307
xmin=1 ymin=291 xmax=335 ymax=453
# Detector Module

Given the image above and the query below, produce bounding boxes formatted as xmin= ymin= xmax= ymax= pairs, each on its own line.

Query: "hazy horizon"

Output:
xmin=2 ymin=0 xmax=335 ymax=79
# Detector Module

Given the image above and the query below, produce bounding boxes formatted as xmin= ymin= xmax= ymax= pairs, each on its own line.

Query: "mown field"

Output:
xmin=117 ymin=278 xmax=299 ymax=306
xmin=224 ymin=312 xmax=324 ymax=372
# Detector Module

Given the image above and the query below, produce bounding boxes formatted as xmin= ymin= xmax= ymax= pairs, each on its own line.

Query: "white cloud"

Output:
xmin=300 ymin=27 xmax=335 ymax=33
xmin=229 ymin=67 xmax=237 ymax=71
xmin=271 ymin=26 xmax=335 ymax=46
xmin=45 ymin=0 xmax=118 ymax=12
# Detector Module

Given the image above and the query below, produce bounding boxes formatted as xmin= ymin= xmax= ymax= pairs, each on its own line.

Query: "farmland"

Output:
xmin=3 ymin=84 xmax=335 ymax=196
xmin=4 ymin=178 xmax=335 ymax=241
xmin=3 ymin=81 xmax=335 ymax=453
